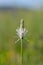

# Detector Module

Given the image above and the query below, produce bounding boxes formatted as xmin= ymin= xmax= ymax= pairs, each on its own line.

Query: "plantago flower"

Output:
xmin=15 ymin=19 xmax=28 ymax=43
xmin=15 ymin=19 xmax=28 ymax=65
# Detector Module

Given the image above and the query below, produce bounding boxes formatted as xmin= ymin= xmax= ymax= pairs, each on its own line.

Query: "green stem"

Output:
xmin=21 ymin=38 xmax=23 ymax=65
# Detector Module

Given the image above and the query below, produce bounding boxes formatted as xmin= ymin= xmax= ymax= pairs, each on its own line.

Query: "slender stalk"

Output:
xmin=21 ymin=38 xmax=23 ymax=65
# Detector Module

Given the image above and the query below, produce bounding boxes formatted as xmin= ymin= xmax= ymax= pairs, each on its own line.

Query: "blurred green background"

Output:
xmin=0 ymin=9 xmax=43 ymax=65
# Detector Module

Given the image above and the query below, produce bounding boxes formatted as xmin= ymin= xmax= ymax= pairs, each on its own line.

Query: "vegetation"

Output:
xmin=0 ymin=9 xmax=43 ymax=65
